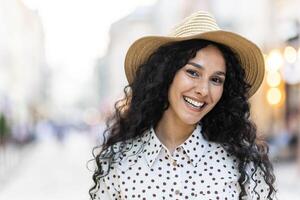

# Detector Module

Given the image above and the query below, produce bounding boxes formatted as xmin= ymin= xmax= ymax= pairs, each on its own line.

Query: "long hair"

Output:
xmin=89 ymin=39 xmax=276 ymax=199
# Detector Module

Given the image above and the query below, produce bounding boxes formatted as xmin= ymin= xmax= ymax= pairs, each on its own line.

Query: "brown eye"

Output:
xmin=211 ymin=77 xmax=224 ymax=85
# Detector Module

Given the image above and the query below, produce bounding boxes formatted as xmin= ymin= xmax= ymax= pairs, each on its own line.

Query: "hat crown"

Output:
xmin=170 ymin=11 xmax=220 ymax=37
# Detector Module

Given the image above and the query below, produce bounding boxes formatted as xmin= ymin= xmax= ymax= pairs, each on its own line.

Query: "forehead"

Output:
xmin=189 ymin=45 xmax=226 ymax=72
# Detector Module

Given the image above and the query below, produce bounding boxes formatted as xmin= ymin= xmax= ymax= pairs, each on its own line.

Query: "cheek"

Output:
xmin=169 ymin=74 xmax=192 ymax=99
xmin=212 ymin=87 xmax=224 ymax=102
xmin=168 ymin=84 xmax=180 ymax=106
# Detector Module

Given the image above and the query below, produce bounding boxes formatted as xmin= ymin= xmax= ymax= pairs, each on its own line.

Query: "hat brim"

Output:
xmin=124 ymin=30 xmax=265 ymax=98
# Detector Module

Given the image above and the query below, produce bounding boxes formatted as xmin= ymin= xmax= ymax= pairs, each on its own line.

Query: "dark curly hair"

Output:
xmin=89 ymin=39 xmax=276 ymax=199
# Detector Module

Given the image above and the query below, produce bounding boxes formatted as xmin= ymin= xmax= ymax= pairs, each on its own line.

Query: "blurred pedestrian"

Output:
xmin=90 ymin=11 xmax=276 ymax=199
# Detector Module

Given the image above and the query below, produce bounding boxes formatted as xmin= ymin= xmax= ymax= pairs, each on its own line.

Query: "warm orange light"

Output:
xmin=267 ymin=88 xmax=282 ymax=105
xmin=266 ymin=71 xmax=281 ymax=87
xmin=266 ymin=49 xmax=283 ymax=72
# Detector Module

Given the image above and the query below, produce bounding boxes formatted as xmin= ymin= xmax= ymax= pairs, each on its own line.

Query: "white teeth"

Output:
xmin=184 ymin=96 xmax=204 ymax=108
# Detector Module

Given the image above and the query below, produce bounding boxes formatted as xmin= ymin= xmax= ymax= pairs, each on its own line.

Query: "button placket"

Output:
xmin=171 ymin=149 xmax=183 ymax=198
xmin=172 ymin=160 xmax=177 ymax=167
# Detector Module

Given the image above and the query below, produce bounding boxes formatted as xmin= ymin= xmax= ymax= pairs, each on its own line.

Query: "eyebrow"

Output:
xmin=187 ymin=62 xmax=226 ymax=76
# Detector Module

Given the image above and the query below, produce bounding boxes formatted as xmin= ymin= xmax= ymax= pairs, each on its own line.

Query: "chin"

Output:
xmin=181 ymin=116 xmax=203 ymax=126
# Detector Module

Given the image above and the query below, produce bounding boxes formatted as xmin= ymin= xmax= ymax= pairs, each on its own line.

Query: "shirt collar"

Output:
xmin=141 ymin=127 xmax=163 ymax=168
xmin=180 ymin=125 xmax=212 ymax=167
xmin=141 ymin=125 xmax=214 ymax=168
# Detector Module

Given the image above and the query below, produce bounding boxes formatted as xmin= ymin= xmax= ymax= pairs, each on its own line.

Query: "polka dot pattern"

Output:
xmin=97 ymin=125 xmax=270 ymax=199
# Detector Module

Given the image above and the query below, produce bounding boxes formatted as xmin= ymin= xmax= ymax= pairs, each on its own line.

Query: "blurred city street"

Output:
xmin=0 ymin=131 xmax=299 ymax=200
xmin=1 ymin=0 xmax=300 ymax=200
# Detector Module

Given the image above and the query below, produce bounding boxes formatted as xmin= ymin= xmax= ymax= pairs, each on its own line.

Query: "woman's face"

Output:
xmin=165 ymin=44 xmax=226 ymax=127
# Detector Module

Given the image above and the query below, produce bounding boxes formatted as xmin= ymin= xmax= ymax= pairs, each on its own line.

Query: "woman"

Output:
xmin=90 ymin=11 xmax=276 ymax=200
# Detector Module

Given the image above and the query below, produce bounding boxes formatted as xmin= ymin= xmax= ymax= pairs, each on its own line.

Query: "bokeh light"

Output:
xmin=284 ymin=46 xmax=297 ymax=64
xmin=266 ymin=71 xmax=281 ymax=87
xmin=266 ymin=49 xmax=284 ymax=72
xmin=267 ymin=87 xmax=282 ymax=105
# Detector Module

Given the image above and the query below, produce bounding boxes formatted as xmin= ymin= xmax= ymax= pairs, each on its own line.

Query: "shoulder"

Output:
xmin=102 ymin=131 xmax=148 ymax=170
xmin=244 ymin=162 xmax=275 ymax=199
xmin=205 ymin=141 xmax=239 ymax=167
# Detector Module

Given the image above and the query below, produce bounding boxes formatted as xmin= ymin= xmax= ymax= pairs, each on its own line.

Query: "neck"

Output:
xmin=155 ymin=111 xmax=196 ymax=153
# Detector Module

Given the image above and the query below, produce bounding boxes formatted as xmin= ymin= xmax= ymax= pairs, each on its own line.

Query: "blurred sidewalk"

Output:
xmin=274 ymin=162 xmax=300 ymax=199
xmin=0 ymin=132 xmax=299 ymax=200
xmin=0 ymin=131 xmax=94 ymax=200
xmin=0 ymin=143 xmax=33 ymax=188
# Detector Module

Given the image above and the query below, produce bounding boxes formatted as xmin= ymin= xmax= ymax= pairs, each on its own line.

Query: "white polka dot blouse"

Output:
xmin=96 ymin=125 xmax=270 ymax=199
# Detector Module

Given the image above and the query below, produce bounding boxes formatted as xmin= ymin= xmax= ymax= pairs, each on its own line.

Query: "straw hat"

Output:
xmin=124 ymin=11 xmax=265 ymax=98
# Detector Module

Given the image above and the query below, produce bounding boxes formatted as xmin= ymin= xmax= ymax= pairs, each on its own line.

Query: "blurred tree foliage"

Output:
xmin=0 ymin=113 xmax=10 ymax=145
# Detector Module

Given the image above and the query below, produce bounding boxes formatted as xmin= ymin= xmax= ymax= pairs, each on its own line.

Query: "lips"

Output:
xmin=183 ymin=96 xmax=206 ymax=110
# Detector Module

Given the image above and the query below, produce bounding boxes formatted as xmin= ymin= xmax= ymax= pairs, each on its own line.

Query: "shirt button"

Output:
xmin=175 ymin=189 xmax=180 ymax=195
xmin=172 ymin=160 xmax=177 ymax=166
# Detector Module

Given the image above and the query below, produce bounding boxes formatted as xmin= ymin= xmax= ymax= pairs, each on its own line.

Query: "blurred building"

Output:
xmin=0 ymin=0 xmax=47 ymax=139
xmin=98 ymin=0 xmax=206 ymax=102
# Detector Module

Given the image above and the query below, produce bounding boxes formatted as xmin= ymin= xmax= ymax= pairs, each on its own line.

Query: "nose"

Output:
xmin=195 ymin=80 xmax=209 ymax=96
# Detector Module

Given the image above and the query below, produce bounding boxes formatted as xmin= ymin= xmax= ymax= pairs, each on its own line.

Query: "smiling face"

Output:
xmin=164 ymin=44 xmax=226 ymax=129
